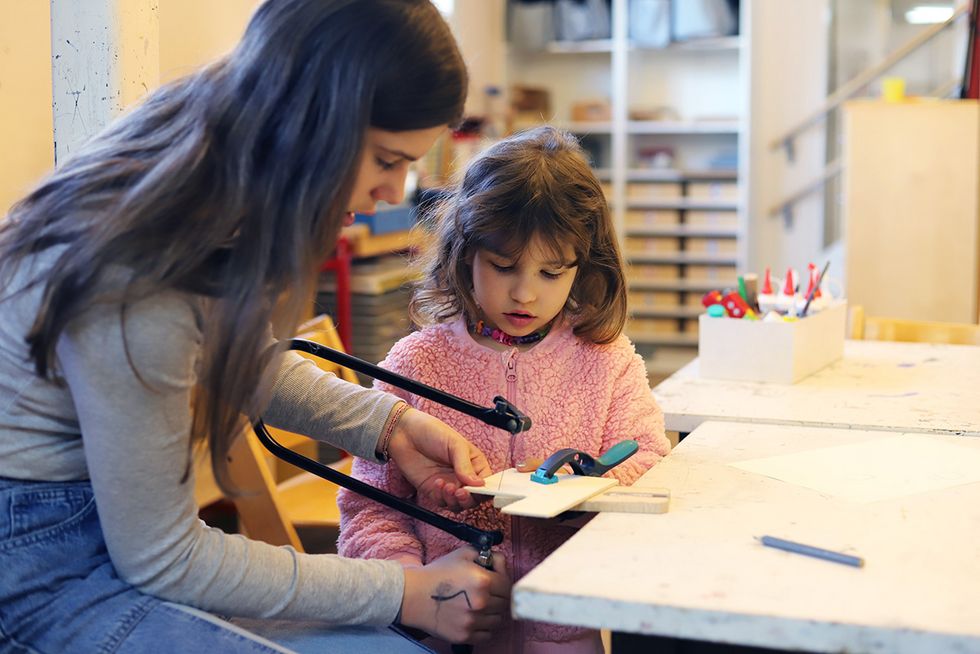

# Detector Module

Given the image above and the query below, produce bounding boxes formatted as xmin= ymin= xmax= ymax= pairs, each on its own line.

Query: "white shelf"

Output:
xmin=628 ymin=252 xmax=738 ymax=266
xmin=631 ymin=36 xmax=742 ymax=53
xmin=504 ymin=0 xmax=747 ymax=370
xmin=628 ymin=278 xmax=738 ymax=292
xmin=627 ymin=120 xmax=740 ymax=135
xmin=630 ymin=306 xmax=703 ymax=319
xmin=633 ymin=168 xmax=738 ymax=181
xmin=625 ymin=225 xmax=739 ymax=238
xmin=545 ymin=39 xmax=614 ymax=54
xmin=596 ymin=168 xmax=738 ymax=182
xmin=523 ymin=36 xmax=742 ymax=55
xmin=560 ymin=121 xmax=613 ymax=134
xmin=565 ymin=121 xmax=740 ymax=135
xmin=626 ymin=331 xmax=699 ymax=347
xmin=625 ymin=198 xmax=739 ymax=211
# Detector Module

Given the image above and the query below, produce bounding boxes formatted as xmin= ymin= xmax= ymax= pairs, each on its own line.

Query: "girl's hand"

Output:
xmin=387 ymin=407 xmax=492 ymax=511
xmin=400 ymin=548 xmax=511 ymax=645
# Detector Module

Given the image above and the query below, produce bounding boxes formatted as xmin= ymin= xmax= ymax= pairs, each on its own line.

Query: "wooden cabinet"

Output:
xmin=843 ymin=100 xmax=980 ymax=324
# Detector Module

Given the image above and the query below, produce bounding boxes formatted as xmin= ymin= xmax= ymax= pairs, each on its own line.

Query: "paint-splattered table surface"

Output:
xmin=652 ymin=340 xmax=980 ymax=437
xmin=513 ymin=421 xmax=980 ymax=652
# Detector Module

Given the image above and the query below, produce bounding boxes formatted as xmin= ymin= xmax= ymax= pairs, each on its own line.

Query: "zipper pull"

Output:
xmin=505 ymin=350 xmax=517 ymax=382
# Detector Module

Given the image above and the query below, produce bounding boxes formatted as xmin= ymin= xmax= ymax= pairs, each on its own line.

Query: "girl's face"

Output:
xmin=346 ymin=125 xmax=447 ymax=225
xmin=471 ymin=234 xmax=578 ymax=338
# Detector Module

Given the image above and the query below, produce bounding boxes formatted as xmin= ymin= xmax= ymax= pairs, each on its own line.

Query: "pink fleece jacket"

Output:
xmin=337 ymin=318 xmax=670 ymax=650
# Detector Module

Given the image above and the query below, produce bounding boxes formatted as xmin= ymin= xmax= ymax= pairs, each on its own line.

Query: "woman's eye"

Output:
xmin=376 ymin=157 xmax=398 ymax=171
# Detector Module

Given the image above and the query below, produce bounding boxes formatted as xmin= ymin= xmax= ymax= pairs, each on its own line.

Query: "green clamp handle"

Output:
xmin=530 ymin=439 xmax=639 ymax=484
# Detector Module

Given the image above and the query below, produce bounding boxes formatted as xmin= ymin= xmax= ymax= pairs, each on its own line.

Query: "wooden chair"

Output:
xmin=849 ymin=305 xmax=980 ymax=345
xmin=195 ymin=314 xmax=359 ymax=551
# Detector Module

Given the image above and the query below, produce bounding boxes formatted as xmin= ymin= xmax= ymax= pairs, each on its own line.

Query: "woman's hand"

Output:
xmin=400 ymin=547 xmax=510 ymax=645
xmin=387 ymin=407 xmax=492 ymax=511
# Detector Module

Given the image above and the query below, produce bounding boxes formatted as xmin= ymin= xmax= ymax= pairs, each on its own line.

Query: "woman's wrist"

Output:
xmin=377 ymin=401 xmax=410 ymax=461
xmin=391 ymin=552 xmax=424 ymax=568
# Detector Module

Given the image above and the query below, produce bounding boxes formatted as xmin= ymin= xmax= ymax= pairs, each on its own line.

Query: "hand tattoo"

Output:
xmin=431 ymin=582 xmax=472 ymax=609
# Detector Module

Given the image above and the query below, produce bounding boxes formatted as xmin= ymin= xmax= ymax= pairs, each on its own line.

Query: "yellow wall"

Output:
xmin=159 ymin=1 xmax=261 ymax=83
xmin=0 ymin=3 xmax=54 ymax=214
xmin=0 ymin=1 xmax=262 ymax=215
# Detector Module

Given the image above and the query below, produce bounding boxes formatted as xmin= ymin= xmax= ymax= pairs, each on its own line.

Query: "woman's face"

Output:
xmin=345 ymin=125 xmax=447 ymax=224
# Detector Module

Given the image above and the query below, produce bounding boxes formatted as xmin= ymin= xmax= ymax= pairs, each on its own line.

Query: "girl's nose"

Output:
xmin=511 ymin=277 xmax=536 ymax=304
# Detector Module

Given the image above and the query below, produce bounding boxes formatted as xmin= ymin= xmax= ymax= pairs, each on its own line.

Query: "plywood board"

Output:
xmin=465 ymin=469 xmax=618 ymax=518
xmin=493 ymin=484 xmax=670 ymax=514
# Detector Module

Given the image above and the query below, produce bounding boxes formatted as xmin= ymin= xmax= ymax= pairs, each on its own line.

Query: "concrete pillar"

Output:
xmin=50 ymin=0 xmax=159 ymax=164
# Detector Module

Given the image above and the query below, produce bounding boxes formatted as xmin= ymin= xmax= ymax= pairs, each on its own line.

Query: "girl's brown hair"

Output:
xmin=411 ymin=126 xmax=627 ymax=344
xmin=0 ymin=0 xmax=466 ymax=491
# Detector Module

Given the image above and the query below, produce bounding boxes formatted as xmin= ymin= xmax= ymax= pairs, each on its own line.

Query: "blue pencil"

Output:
xmin=758 ymin=535 xmax=864 ymax=568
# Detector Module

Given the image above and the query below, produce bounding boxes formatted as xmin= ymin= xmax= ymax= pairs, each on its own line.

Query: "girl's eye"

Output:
xmin=490 ymin=262 xmax=514 ymax=273
xmin=542 ymin=270 xmax=564 ymax=280
xmin=376 ymin=157 xmax=399 ymax=171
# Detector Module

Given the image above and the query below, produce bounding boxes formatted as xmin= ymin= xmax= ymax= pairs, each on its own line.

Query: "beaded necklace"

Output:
xmin=471 ymin=320 xmax=550 ymax=347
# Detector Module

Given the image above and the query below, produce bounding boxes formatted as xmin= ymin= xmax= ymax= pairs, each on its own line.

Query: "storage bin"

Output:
xmin=554 ymin=0 xmax=611 ymax=41
xmin=508 ymin=0 xmax=555 ymax=51
xmin=628 ymin=290 xmax=680 ymax=307
xmin=353 ymin=205 xmax=416 ymax=235
xmin=686 ymin=264 xmax=736 ymax=280
xmin=627 ymin=182 xmax=682 ymax=200
xmin=628 ymin=263 xmax=681 ymax=280
xmin=630 ymin=0 xmax=670 ymax=48
xmin=672 ymin=0 xmax=738 ymax=41
xmin=686 ymin=237 xmax=737 ymax=254
xmin=687 ymin=181 xmax=738 ymax=200
xmin=626 ymin=209 xmax=680 ymax=228
xmin=698 ymin=301 xmax=847 ymax=383
xmin=625 ymin=236 xmax=680 ymax=255
xmin=686 ymin=210 xmax=738 ymax=228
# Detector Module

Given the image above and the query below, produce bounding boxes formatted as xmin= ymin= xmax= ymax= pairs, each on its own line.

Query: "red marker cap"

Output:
xmin=761 ymin=267 xmax=773 ymax=295
xmin=782 ymin=268 xmax=795 ymax=296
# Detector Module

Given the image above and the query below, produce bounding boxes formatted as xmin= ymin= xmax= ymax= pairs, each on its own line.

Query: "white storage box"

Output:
xmin=698 ymin=301 xmax=847 ymax=383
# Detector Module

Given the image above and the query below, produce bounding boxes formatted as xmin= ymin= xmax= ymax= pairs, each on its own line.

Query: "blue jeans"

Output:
xmin=0 ymin=478 xmax=431 ymax=653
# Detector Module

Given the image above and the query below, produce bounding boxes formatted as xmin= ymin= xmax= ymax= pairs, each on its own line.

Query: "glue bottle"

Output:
xmin=779 ymin=267 xmax=798 ymax=316
xmin=757 ymin=267 xmax=779 ymax=313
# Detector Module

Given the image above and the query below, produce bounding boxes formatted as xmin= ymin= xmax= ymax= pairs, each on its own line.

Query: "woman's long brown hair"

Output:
xmin=0 ymin=0 xmax=466 ymax=491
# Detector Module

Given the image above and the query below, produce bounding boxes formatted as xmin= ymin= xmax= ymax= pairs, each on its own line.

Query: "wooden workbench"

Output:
xmin=652 ymin=340 xmax=980 ymax=437
xmin=513 ymin=420 xmax=980 ymax=652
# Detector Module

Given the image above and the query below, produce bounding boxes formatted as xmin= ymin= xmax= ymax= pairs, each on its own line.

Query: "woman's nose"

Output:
xmin=373 ymin=171 xmax=408 ymax=206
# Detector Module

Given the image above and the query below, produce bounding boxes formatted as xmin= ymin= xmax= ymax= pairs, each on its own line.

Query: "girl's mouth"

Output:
xmin=503 ymin=312 xmax=535 ymax=328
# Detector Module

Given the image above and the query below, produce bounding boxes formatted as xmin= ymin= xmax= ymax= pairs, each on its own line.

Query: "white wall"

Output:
xmin=450 ymin=0 xmax=507 ymax=116
xmin=744 ymin=0 xmax=832 ymax=278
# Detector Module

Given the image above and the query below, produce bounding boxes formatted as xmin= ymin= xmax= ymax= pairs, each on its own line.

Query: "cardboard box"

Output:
xmin=698 ymin=301 xmax=847 ymax=383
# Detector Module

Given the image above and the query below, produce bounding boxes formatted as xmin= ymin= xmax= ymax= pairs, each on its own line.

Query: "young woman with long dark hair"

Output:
xmin=0 ymin=1 xmax=509 ymax=651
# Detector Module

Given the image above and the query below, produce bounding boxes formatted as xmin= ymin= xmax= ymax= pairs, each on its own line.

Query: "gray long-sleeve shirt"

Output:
xmin=0 ymin=247 xmax=404 ymax=625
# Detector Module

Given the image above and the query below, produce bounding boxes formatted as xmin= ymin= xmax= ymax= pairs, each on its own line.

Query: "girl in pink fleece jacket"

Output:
xmin=338 ymin=126 xmax=671 ymax=654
